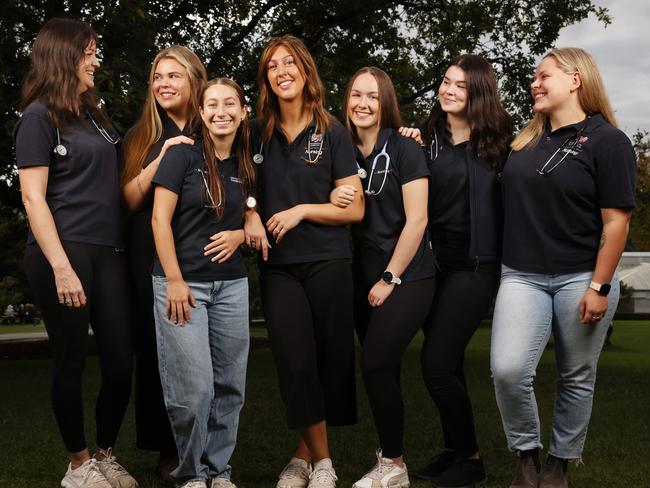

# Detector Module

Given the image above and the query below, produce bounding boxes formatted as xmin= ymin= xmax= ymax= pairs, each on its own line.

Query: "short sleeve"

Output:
xmin=152 ymin=145 xmax=193 ymax=195
xmin=14 ymin=111 xmax=57 ymax=168
xmin=328 ymin=123 xmax=358 ymax=180
xmin=595 ymin=139 xmax=637 ymax=209
xmin=396 ymin=135 xmax=429 ymax=185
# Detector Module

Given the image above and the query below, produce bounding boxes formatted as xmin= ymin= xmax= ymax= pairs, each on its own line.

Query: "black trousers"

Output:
xmin=127 ymin=212 xmax=176 ymax=455
xmin=261 ymin=259 xmax=357 ymax=430
xmin=24 ymin=242 xmax=133 ymax=453
xmin=355 ymin=276 xmax=435 ymax=459
xmin=421 ymin=261 xmax=500 ymax=457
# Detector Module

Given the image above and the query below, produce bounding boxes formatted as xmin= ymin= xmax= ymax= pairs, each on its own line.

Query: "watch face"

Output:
xmin=382 ymin=271 xmax=393 ymax=284
xmin=600 ymin=283 xmax=611 ymax=296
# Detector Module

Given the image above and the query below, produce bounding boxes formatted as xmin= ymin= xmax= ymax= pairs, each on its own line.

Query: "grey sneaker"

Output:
xmin=277 ymin=458 xmax=312 ymax=488
xmin=94 ymin=449 xmax=138 ymax=488
xmin=509 ymin=452 xmax=540 ymax=488
xmin=352 ymin=449 xmax=409 ymax=488
xmin=308 ymin=458 xmax=337 ymax=488
xmin=61 ymin=459 xmax=112 ymax=488
xmin=539 ymin=456 xmax=568 ymax=488
xmin=211 ymin=478 xmax=237 ymax=488
xmin=181 ymin=481 xmax=207 ymax=488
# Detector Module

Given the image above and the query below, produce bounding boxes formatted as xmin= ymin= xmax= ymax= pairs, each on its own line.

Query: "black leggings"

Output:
xmin=24 ymin=242 xmax=133 ymax=453
xmin=356 ymin=277 xmax=435 ymax=458
xmin=421 ymin=261 xmax=499 ymax=457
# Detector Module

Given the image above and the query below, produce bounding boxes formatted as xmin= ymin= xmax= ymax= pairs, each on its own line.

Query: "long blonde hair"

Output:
xmin=256 ymin=35 xmax=333 ymax=143
xmin=512 ymin=47 xmax=617 ymax=151
xmin=121 ymin=45 xmax=207 ymax=186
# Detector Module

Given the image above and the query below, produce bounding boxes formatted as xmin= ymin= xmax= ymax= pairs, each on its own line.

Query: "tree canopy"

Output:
xmin=0 ymin=0 xmax=613 ymax=306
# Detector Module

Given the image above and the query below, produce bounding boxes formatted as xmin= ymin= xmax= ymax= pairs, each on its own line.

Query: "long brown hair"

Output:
xmin=20 ymin=17 xmax=104 ymax=128
xmin=121 ymin=46 xmax=207 ymax=187
xmin=424 ymin=54 xmax=513 ymax=168
xmin=200 ymin=78 xmax=256 ymax=221
xmin=342 ymin=67 xmax=404 ymax=144
xmin=512 ymin=47 xmax=617 ymax=151
xmin=256 ymin=35 xmax=333 ymax=142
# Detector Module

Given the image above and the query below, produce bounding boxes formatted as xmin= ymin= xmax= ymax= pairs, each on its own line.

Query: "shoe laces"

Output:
xmin=309 ymin=466 xmax=337 ymax=485
xmin=81 ymin=460 xmax=109 ymax=485
xmin=96 ymin=448 xmax=129 ymax=478
xmin=281 ymin=461 xmax=309 ymax=480
xmin=364 ymin=449 xmax=397 ymax=479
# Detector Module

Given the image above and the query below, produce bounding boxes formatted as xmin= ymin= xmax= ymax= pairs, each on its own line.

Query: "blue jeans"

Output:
xmin=490 ymin=265 xmax=619 ymax=459
xmin=152 ymin=276 xmax=249 ymax=483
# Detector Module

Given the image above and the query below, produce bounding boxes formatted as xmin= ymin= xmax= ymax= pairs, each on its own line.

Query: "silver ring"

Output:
xmin=65 ymin=300 xmax=72 ymax=305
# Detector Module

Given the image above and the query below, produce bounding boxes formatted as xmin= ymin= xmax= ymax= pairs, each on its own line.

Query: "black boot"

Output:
xmin=414 ymin=450 xmax=456 ymax=480
xmin=430 ymin=455 xmax=487 ymax=487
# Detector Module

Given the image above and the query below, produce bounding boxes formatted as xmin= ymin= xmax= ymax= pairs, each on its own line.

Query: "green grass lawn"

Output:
xmin=0 ymin=321 xmax=648 ymax=487
xmin=0 ymin=323 xmax=45 ymax=334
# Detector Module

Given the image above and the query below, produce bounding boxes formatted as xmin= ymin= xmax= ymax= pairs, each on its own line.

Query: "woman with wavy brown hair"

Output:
xmin=120 ymin=45 xmax=207 ymax=479
xmin=402 ymin=54 xmax=513 ymax=488
xmin=15 ymin=17 xmax=137 ymax=488
xmin=244 ymin=35 xmax=364 ymax=488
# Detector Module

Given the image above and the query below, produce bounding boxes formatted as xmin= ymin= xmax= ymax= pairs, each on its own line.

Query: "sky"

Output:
xmin=555 ymin=0 xmax=650 ymax=137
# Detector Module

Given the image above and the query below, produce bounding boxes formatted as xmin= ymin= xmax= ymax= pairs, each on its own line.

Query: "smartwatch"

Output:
xmin=589 ymin=281 xmax=611 ymax=297
xmin=382 ymin=270 xmax=402 ymax=286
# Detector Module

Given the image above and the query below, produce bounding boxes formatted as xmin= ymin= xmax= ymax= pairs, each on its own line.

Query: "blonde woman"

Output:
xmin=121 ymin=45 xmax=207 ymax=478
xmin=491 ymin=48 xmax=636 ymax=488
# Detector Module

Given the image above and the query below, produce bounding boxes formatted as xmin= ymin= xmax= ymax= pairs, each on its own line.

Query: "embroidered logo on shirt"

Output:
xmin=230 ymin=176 xmax=243 ymax=184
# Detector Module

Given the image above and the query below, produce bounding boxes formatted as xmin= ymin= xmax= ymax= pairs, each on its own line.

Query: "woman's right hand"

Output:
xmin=158 ymin=135 xmax=194 ymax=161
xmin=53 ymin=265 xmax=87 ymax=308
xmin=398 ymin=126 xmax=423 ymax=145
xmin=166 ymin=278 xmax=196 ymax=325
xmin=330 ymin=184 xmax=357 ymax=208
xmin=244 ymin=210 xmax=271 ymax=261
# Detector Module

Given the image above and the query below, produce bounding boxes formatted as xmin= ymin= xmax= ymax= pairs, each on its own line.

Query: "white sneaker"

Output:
xmin=211 ymin=478 xmax=237 ymax=488
xmin=352 ymin=450 xmax=409 ymax=488
xmin=277 ymin=457 xmax=312 ymax=488
xmin=308 ymin=458 xmax=337 ymax=488
xmin=61 ymin=459 xmax=112 ymax=488
xmin=94 ymin=449 xmax=138 ymax=488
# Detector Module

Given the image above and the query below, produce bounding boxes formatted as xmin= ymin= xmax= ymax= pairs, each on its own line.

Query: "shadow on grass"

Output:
xmin=0 ymin=323 xmax=648 ymax=487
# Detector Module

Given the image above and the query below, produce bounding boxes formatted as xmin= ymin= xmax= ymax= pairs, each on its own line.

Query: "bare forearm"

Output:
xmin=300 ymin=199 xmax=364 ymax=225
xmin=593 ymin=219 xmax=629 ymax=283
xmin=23 ymin=197 xmax=71 ymax=271
xmin=152 ymin=216 xmax=183 ymax=282
xmin=122 ymin=157 xmax=161 ymax=213
xmin=385 ymin=217 xmax=427 ymax=276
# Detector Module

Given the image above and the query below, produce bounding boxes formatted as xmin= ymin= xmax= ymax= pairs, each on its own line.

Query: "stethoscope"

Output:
xmin=198 ymin=149 xmax=257 ymax=210
xmin=536 ymin=126 xmax=586 ymax=175
xmin=364 ymin=141 xmax=390 ymax=196
xmin=53 ymin=110 xmax=120 ymax=157
xmin=253 ymin=129 xmax=325 ymax=165
xmin=429 ymin=130 xmax=440 ymax=161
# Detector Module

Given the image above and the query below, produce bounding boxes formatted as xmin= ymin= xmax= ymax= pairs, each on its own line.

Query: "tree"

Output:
xmin=628 ymin=130 xmax=650 ymax=250
xmin=0 ymin=0 xmax=610 ymax=302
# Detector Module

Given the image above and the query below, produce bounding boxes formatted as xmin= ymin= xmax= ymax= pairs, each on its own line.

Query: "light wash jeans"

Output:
xmin=152 ymin=276 xmax=249 ymax=484
xmin=490 ymin=265 xmax=619 ymax=459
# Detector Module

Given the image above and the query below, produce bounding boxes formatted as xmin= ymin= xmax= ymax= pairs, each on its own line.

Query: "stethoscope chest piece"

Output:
xmin=253 ymin=153 xmax=264 ymax=165
xmin=54 ymin=144 xmax=67 ymax=157
xmin=358 ymin=167 xmax=368 ymax=179
xmin=246 ymin=196 xmax=257 ymax=209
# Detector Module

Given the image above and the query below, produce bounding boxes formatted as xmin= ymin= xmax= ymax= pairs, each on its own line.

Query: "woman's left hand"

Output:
xmin=204 ymin=230 xmax=245 ymax=263
xmin=368 ymin=280 xmax=395 ymax=307
xmin=266 ymin=206 xmax=304 ymax=243
xmin=579 ymin=289 xmax=609 ymax=324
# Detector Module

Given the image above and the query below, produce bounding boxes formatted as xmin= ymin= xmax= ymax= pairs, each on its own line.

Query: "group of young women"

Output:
xmin=15 ymin=16 xmax=636 ymax=488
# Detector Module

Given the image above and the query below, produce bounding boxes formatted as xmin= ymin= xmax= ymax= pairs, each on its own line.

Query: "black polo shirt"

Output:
xmin=429 ymin=130 xmax=471 ymax=258
xmin=352 ymin=128 xmax=434 ymax=286
xmin=151 ymin=142 xmax=246 ymax=281
xmin=14 ymin=100 xmax=123 ymax=247
xmin=252 ymin=119 xmax=358 ymax=265
xmin=502 ymin=114 xmax=636 ymax=274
